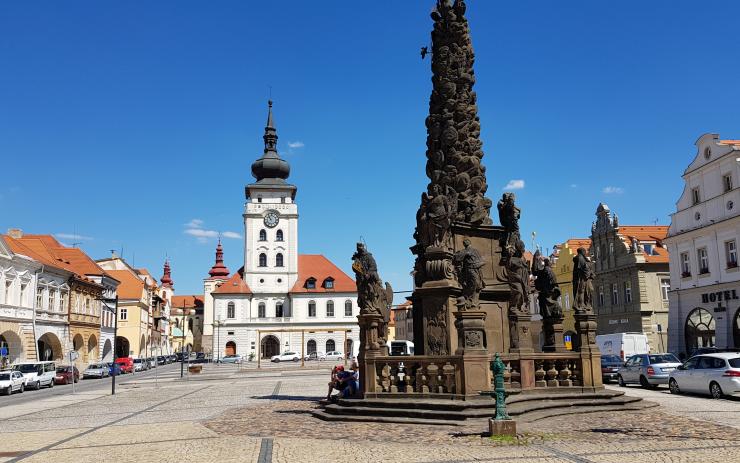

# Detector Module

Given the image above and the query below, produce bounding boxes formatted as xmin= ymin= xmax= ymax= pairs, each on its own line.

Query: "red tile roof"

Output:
xmin=289 ymin=255 xmax=356 ymax=293
xmin=719 ymin=140 xmax=740 ymax=146
xmin=564 ymin=239 xmax=592 ymax=253
xmin=106 ymin=269 xmax=146 ymax=300
xmin=212 ymin=267 xmax=252 ymax=295
xmin=618 ymin=226 xmax=669 ymax=263
xmin=171 ymin=295 xmax=204 ymax=308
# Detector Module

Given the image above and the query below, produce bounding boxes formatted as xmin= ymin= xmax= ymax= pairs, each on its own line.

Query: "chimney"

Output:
xmin=7 ymin=228 xmax=23 ymax=239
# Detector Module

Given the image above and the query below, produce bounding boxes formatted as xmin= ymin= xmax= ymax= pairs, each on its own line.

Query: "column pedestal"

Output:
xmin=542 ymin=316 xmax=567 ymax=352
xmin=454 ymin=310 xmax=491 ymax=396
xmin=358 ymin=312 xmax=388 ymax=395
xmin=574 ymin=311 xmax=602 ymax=388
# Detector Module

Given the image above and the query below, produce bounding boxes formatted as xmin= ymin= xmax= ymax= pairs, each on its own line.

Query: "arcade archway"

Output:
xmin=260 ymin=335 xmax=280 ymax=359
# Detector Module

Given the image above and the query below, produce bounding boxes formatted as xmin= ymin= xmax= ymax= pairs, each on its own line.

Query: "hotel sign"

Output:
xmin=701 ymin=290 xmax=739 ymax=304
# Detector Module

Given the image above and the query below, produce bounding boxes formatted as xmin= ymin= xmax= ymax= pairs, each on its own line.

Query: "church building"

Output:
xmin=201 ymin=102 xmax=359 ymax=360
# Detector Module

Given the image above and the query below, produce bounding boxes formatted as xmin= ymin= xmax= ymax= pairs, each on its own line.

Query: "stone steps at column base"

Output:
xmin=313 ymin=390 xmax=653 ymax=425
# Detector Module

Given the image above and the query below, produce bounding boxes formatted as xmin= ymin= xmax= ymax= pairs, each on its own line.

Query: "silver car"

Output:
xmin=83 ymin=363 xmax=110 ymax=379
xmin=669 ymin=353 xmax=740 ymax=399
xmin=617 ymin=353 xmax=682 ymax=388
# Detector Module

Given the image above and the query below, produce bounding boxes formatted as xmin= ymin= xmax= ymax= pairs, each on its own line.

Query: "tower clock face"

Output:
xmin=264 ymin=210 xmax=279 ymax=228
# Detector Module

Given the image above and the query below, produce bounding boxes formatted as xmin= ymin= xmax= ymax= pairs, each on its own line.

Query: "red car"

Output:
xmin=115 ymin=357 xmax=134 ymax=374
xmin=54 ymin=366 xmax=80 ymax=385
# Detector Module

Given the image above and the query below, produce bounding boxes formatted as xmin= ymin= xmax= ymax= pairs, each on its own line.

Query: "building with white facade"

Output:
xmin=665 ymin=134 xmax=740 ymax=356
xmin=207 ymin=101 xmax=359 ymax=360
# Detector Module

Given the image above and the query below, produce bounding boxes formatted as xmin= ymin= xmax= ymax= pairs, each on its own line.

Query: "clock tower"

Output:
xmin=243 ymin=101 xmax=299 ymax=294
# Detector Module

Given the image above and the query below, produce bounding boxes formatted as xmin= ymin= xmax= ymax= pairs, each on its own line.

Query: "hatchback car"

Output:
xmin=669 ymin=353 xmax=740 ymax=399
xmin=304 ymin=351 xmax=326 ymax=361
xmin=83 ymin=363 xmax=110 ymax=379
xmin=218 ymin=354 xmax=243 ymax=364
xmin=617 ymin=353 xmax=682 ymax=388
xmin=133 ymin=358 xmax=148 ymax=372
xmin=325 ymin=351 xmax=344 ymax=361
xmin=271 ymin=352 xmax=300 ymax=362
xmin=0 ymin=370 xmax=25 ymax=395
xmin=54 ymin=366 xmax=80 ymax=385
xmin=601 ymin=355 xmax=623 ymax=383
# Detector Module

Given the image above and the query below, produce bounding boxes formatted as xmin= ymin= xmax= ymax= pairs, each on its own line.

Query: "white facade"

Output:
xmin=666 ymin=134 xmax=740 ymax=355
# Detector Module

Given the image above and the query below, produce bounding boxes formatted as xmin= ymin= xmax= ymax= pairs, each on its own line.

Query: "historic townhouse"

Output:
xmin=170 ymin=295 xmax=204 ymax=353
xmin=205 ymin=102 xmax=359 ymax=360
xmin=665 ymin=134 xmax=740 ymax=356
xmin=591 ymin=204 xmax=670 ymax=352
xmin=0 ymin=234 xmax=41 ymax=366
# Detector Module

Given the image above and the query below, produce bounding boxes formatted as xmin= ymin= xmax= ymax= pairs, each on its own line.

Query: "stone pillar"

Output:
xmin=508 ymin=311 xmax=535 ymax=389
xmin=574 ymin=311 xmax=602 ymax=389
xmin=357 ymin=312 xmax=388 ymax=396
xmin=454 ymin=310 xmax=491 ymax=396
xmin=542 ymin=315 xmax=567 ymax=353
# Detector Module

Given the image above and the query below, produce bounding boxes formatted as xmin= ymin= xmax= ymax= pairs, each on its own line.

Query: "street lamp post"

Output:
xmin=214 ymin=319 xmax=224 ymax=364
xmin=98 ymin=296 xmax=119 ymax=396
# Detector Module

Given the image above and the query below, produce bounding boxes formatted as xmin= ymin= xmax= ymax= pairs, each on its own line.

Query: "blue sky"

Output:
xmin=2 ymin=1 xmax=739 ymax=299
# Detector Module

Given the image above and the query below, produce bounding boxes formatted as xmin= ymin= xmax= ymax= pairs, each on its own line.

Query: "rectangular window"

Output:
xmin=60 ymin=291 xmax=67 ymax=312
xmin=120 ymin=307 xmax=128 ymax=320
xmin=49 ymin=289 xmax=56 ymax=311
xmin=19 ymin=283 xmax=27 ymax=306
xmin=598 ymin=286 xmax=604 ymax=307
xmin=258 ymin=304 xmax=266 ymax=318
xmin=611 ymin=283 xmax=618 ymax=305
xmin=326 ymin=301 xmax=334 ymax=317
xmin=308 ymin=302 xmax=316 ymax=317
xmin=681 ymin=252 xmax=691 ymax=277
xmin=661 ymin=278 xmax=670 ymax=301
xmin=36 ymin=287 xmax=43 ymax=309
xmin=726 ymin=240 xmax=738 ymax=268
xmin=698 ymin=248 xmax=709 ymax=274
xmin=345 ymin=301 xmax=352 ymax=317
xmin=692 ymin=187 xmax=701 ymax=205
xmin=624 ymin=281 xmax=632 ymax=303
xmin=724 ymin=174 xmax=733 ymax=193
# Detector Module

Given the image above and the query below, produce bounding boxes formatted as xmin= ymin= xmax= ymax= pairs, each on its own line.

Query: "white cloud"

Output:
xmin=503 ymin=179 xmax=525 ymax=190
xmin=570 ymin=184 xmax=578 ymax=188
xmin=288 ymin=141 xmax=304 ymax=149
xmin=55 ymin=233 xmax=93 ymax=241
xmin=602 ymin=186 xmax=624 ymax=194
xmin=184 ymin=219 xmax=241 ymax=243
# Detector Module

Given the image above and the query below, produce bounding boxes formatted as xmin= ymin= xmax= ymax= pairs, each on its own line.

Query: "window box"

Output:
xmin=699 ymin=268 xmax=710 ymax=275
xmin=681 ymin=271 xmax=691 ymax=278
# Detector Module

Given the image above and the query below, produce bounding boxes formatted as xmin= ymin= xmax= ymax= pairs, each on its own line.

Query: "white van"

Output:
xmin=13 ymin=361 xmax=56 ymax=390
xmin=596 ymin=333 xmax=650 ymax=361
xmin=390 ymin=340 xmax=415 ymax=356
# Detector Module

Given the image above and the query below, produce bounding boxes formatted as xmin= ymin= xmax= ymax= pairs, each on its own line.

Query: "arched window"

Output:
xmin=345 ymin=300 xmax=353 ymax=317
xmin=308 ymin=301 xmax=316 ymax=317
xmin=259 ymin=253 xmax=267 ymax=267
xmin=276 ymin=302 xmax=284 ymax=318
xmin=307 ymin=339 xmax=317 ymax=354
xmin=259 ymin=229 xmax=267 ymax=241
xmin=227 ymin=302 xmax=235 ymax=319
xmin=326 ymin=300 xmax=334 ymax=317
xmin=326 ymin=339 xmax=336 ymax=353
xmin=276 ymin=253 xmax=284 ymax=267
xmin=276 ymin=229 xmax=284 ymax=241
xmin=258 ymin=302 xmax=266 ymax=318
xmin=685 ymin=308 xmax=715 ymax=355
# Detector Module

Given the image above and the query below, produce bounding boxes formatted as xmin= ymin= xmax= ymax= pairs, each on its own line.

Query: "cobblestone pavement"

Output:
xmin=0 ymin=365 xmax=739 ymax=462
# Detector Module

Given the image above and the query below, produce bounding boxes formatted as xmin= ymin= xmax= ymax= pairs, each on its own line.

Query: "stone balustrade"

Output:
xmin=365 ymin=356 xmax=463 ymax=397
xmin=498 ymin=353 xmax=584 ymax=390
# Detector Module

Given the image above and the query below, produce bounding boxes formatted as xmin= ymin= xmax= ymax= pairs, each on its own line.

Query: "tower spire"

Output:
xmin=208 ymin=238 xmax=230 ymax=279
xmin=161 ymin=259 xmax=174 ymax=288
xmin=251 ymin=100 xmax=291 ymax=184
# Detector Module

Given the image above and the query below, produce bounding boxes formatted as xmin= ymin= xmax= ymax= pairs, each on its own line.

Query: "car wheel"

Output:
xmin=639 ymin=376 xmax=650 ymax=389
xmin=293 ymin=357 xmax=299 ymax=362
xmin=2 ymin=386 xmax=9 ymax=396
xmin=49 ymin=380 xmax=54 ymax=388
xmin=617 ymin=375 xmax=625 ymax=387
xmin=19 ymin=383 xmax=24 ymax=393
xmin=710 ymin=382 xmax=724 ymax=399
xmin=669 ymin=378 xmax=680 ymax=394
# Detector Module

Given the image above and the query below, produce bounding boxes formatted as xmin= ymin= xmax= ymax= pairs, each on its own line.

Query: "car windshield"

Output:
xmin=602 ymin=355 xmax=622 ymax=363
xmin=0 ymin=373 xmax=9 ymax=381
xmin=87 ymin=364 xmax=101 ymax=369
xmin=14 ymin=364 xmax=42 ymax=374
xmin=56 ymin=367 xmax=70 ymax=373
xmin=134 ymin=359 xmax=142 ymax=363
xmin=729 ymin=358 xmax=740 ymax=368
xmin=648 ymin=354 xmax=680 ymax=364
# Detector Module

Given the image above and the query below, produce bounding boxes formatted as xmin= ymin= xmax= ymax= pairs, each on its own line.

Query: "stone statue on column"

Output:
xmin=352 ymin=243 xmax=393 ymax=353
xmin=572 ymin=247 xmax=595 ymax=314
xmin=453 ymin=238 xmax=486 ymax=310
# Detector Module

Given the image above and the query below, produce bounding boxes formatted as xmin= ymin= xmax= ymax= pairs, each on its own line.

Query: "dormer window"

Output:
xmin=259 ymin=229 xmax=267 ymax=241
xmin=305 ymin=278 xmax=317 ymax=289
xmin=323 ymin=277 xmax=335 ymax=289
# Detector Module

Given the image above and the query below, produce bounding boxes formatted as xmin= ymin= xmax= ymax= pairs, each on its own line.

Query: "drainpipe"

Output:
xmin=31 ymin=265 xmax=44 ymax=361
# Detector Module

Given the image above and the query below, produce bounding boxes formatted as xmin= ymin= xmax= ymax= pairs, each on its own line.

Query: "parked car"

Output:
xmin=325 ymin=351 xmax=344 ymax=361
xmin=669 ymin=353 xmax=740 ymax=399
xmin=13 ymin=361 xmax=56 ymax=389
xmin=134 ymin=359 xmax=149 ymax=371
xmin=114 ymin=357 xmax=134 ymax=374
xmin=271 ymin=352 xmax=300 ymax=362
xmin=54 ymin=366 xmax=80 ymax=385
xmin=83 ymin=363 xmax=110 ymax=379
xmin=0 ymin=370 xmax=25 ymax=395
xmin=168 ymin=355 xmax=177 ymax=363
xmin=689 ymin=347 xmax=740 ymax=357
xmin=146 ymin=357 xmax=157 ymax=369
xmin=156 ymin=356 xmax=167 ymax=366
xmin=596 ymin=333 xmax=650 ymax=361
xmin=601 ymin=355 xmax=623 ymax=383
xmin=195 ymin=352 xmax=206 ymax=360
xmin=618 ymin=353 xmax=682 ymax=388
xmin=304 ymin=351 xmax=326 ymax=361
xmin=218 ymin=354 xmax=243 ymax=364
